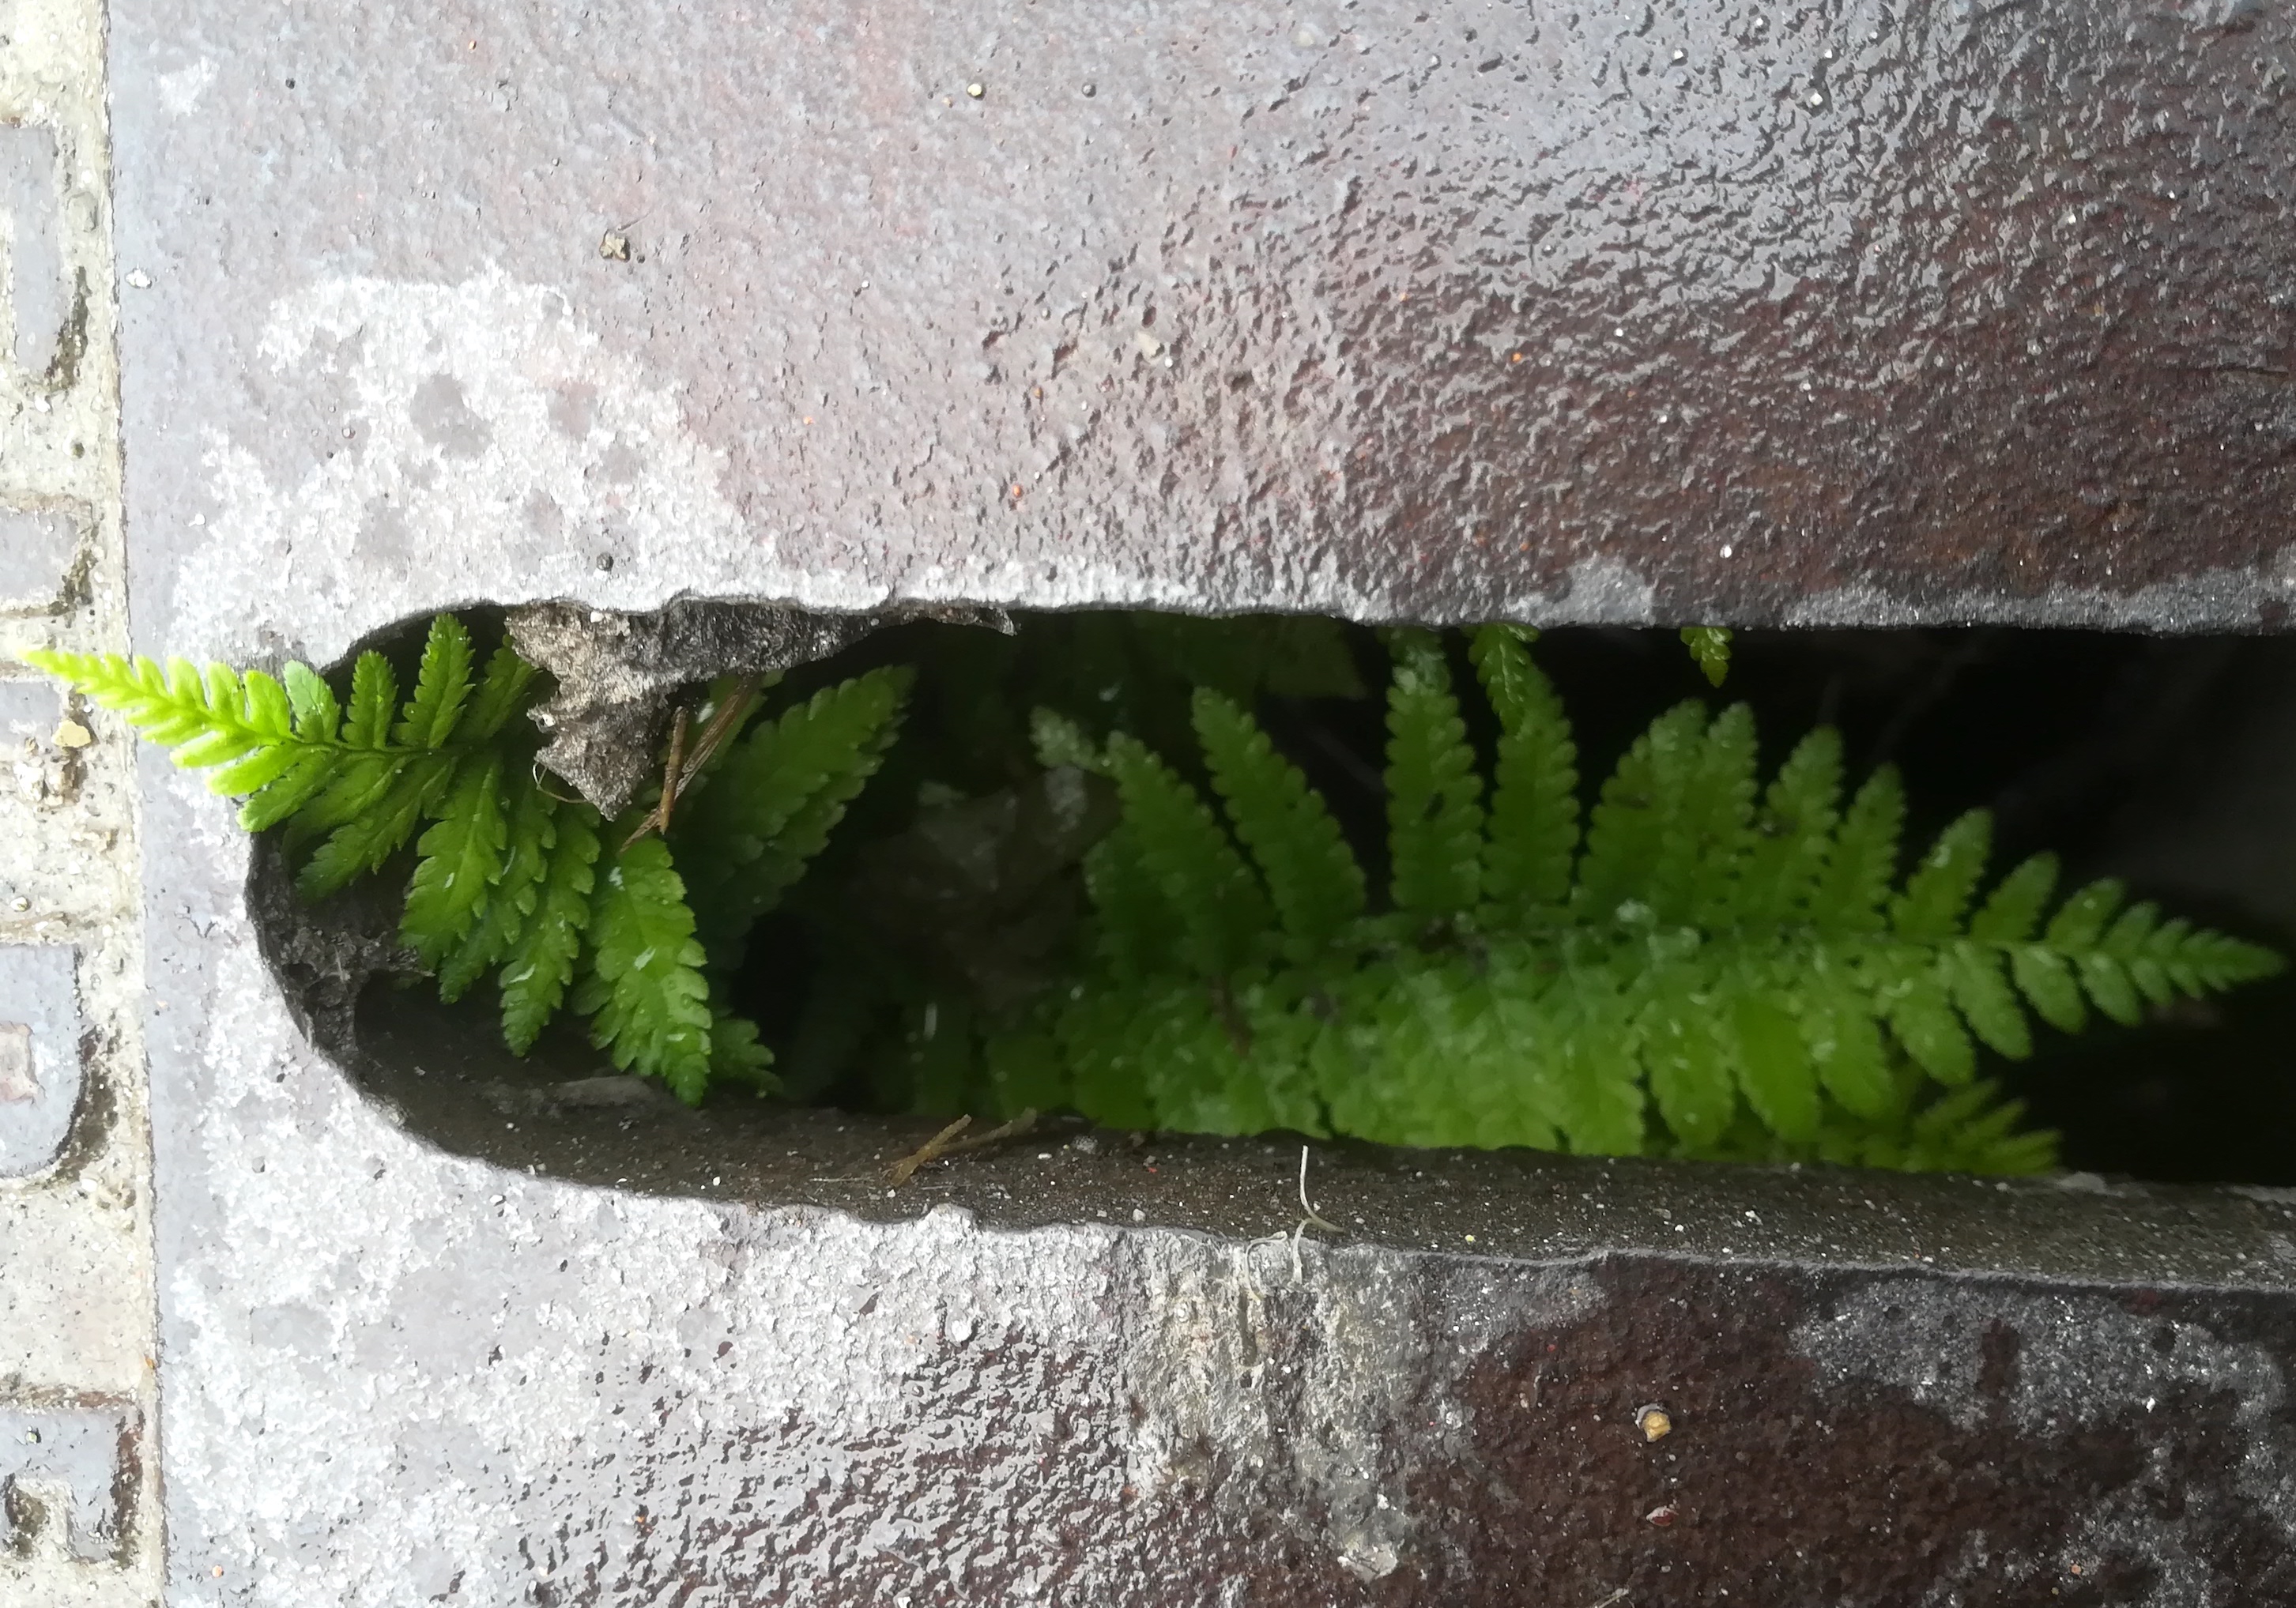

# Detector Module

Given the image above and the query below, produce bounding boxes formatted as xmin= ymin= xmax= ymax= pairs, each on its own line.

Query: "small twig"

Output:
xmin=621 ymin=675 xmax=764 ymax=851
xmin=622 ymin=706 xmax=692 ymax=851
xmin=884 ymin=1109 xmax=1042 ymax=1186
xmin=887 ymin=1116 xmax=972 ymax=1186
xmin=1585 ymin=1591 xmax=1632 ymax=1608
xmin=674 ymin=674 xmax=764 ymax=791
xmin=934 ymin=1107 xmax=1039 ymax=1160
xmin=657 ymin=706 xmax=690 ymax=832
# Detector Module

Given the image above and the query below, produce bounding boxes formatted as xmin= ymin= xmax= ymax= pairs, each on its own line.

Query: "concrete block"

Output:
xmin=0 ymin=120 xmax=66 ymax=382
xmin=0 ymin=943 xmax=80 ymax=1177
xmin=0 ymin=504 xmax=82 ymax=616
xmin=111 ymin=0 xmax=2296 ymax=651
xmin=100 ymin=0 xmax=2296 ymax=1599
xmin=0 ymin=1397 xmax=134 ymax=1563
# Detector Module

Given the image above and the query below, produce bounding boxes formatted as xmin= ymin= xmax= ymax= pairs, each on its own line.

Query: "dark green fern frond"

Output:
xmin=1385 ymin=632 xmax=1484 ymax=918
xmin=1892 ymin=811 xmax=1992 ymax=940
xmin=1735 ymin=729 xmax=1842 ymax=928
xmin=440 ymin=771 xmax=556 ymax=1003
xmin=1808 ymin=766 xmax=1905 ymax=934
xmin=297 ymin=753 xmax=457 ymax=898
xmin=1103 ymin=733 xmax=1272 ymax=976
xmin=1472 ymin=626 xmax=1578 ymax=915
xmin=678 ymin=665 xmax=913 ymax=955
xmin=1193 ymin=688 xmax=1364 ymax=951
xmin=500 ymin=801 xmax=600 ymax=1053
xmin=1574 ymin=701 xmax=1706 ymax=925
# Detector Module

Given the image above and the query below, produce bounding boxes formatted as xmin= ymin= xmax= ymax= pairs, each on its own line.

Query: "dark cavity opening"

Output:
xmin=259 ymin=609 xmax=2296 ymax=1193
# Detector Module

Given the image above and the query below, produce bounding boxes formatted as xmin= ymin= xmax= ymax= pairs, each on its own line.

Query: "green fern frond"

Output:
xmin=29 ymin=615 xmax=912 ymax=1109
xmin=297 ymin=753 xmax=458 ymax=898
xmin=574 ymin=836 xmax=714 ymax=1102
xmin=401 ymin=755 xmax=507 ymax=968
xmin=461 ymin=646 xmax=541 ymax=741
xmin=500 ymin=801 xmax=600 ymax=1053
xmin=1471 ymin=626 xmax=1578 ymax=914
xmin=1680 ymin=627 xmax=1732 ymax=687
xmin=1014 ymin=629 xmax=2283 ymax=1176
xmin=1384 ymin=633 xmax=1484 ymax=917
xmin=1575 ymin=702 xmax=1706 ymax=924
xmin=679 ymin=665 xmax=913 ymax=954
xmin=1808 ymin=766 xmax=1905 ymax=934
xmin=1736 ymin=729 xmax=1842 ymax=928
xmin=1102 ymin=733 xmax=1271 ymax=976
xmin=1193 ymin=688 xmax=1364 ymax=950
xmin=1892 ymin=811 xmax=1991 ymax=940
xmin=440 ymin=771 xmax=556 ymax=1002
xmin=343 ymin=653 xmax=398 ymax=748
xmin=393 ymin=614 xmax=477 ymax=749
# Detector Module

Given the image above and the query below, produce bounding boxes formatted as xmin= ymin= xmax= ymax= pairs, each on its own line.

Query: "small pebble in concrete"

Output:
xmin=965 ymin=81 xmax=984 ymax=97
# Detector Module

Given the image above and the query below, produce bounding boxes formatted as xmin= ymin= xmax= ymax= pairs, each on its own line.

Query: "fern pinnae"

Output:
xmin=1103 ymin=734 xmax=1271 ymax=977
xmin=1969 ymin=852 xmax=2057 ymax=942
xmin=1729 ymin=984 xmax=1821 ymax=1143
xmin=440 ymin=774 xmax=556 ymax=1002
xmin=1192 ymin=688 xmax=1364 ymax=950
xmin=1735 ymin=727 xmax=1843 ymax=929
xmin=678 ymin=665 xmax=913 ymax=949
xmin=393 ymin=613 xmax=477 ymax=749
xmin=500 ymin=801 xmax=601 ymax=1053
xmin=1809 ymin=765 xmax=1905 ymax=933
xmin=1080 ymin=826 xmax=1184 ymax=981
xmin=575 ymin=834 xmax=715 ymax=1102
xmin=1471 ymin=625 xmax=1579 ymax=914
xmin=343 ymin=653 xmax=398 ymax=749
xmin=1384 ymin=633 xmax=1484 ymax=917
xmin=401 ymin=755 xmax=509 ymax=968
xmin=1640 ymin=975 xmax=1736 ymax=1150
xmin=1798 ymin=973 xmax=1894 ymax=1118
xmin=1574 ymin=702 xmax=1706 ymax=925
xmin=1671 ymin=702 xmax=1759 ymax=930
xmin=1944 ymin=941 xmax=2032 ymax=1058
xmin=460 ymin=646 xmax=540 ymax=742
xmin=296 ymin=752 xmax=457 ymax=898
xmin=285 ymin=661 xmax=340 ymax=741
xmin=1891 ymin=810 xmax=1992 ymax=940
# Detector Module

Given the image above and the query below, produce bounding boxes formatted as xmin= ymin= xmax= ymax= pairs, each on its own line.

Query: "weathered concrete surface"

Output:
xmin=0 ymin=942 xmax=83 ymax=1177
xmin=0 ymin=0 xmax=160 ymax=1604
xmin=98 ymin=0 xmax=2296 ymax=1601
xmin=112 ymin=0 xmax=2296 ymax=651
xmin=150 ymin=907 xmax=2296 ymax=1605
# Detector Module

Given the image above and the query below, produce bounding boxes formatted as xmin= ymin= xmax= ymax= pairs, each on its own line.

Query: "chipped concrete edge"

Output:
xmin=0 ymin=1 xmax=160 ymax=1603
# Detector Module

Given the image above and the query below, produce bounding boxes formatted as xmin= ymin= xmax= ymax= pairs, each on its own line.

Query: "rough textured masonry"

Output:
xmin=2 ymin=0 xmax=2289 ymax=1601
xmin=0 ymin=0 xmax=158 ymax=1604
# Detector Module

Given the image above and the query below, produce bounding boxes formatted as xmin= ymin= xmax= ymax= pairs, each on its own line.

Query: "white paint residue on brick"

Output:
xmin=175 ymin=265 xmax=804 ymax=663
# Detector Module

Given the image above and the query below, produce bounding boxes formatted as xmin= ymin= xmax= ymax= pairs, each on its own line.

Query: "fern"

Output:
xmin=1680 ymin=627 xmax=1733 ymax=687
xmin=27 ymin=616 xmax=912 ymax=1105
xmin=993 ymin=633 xmax=2283 ymax=1173
xmin=573 ymin=836 xmax=715 ymax=1102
